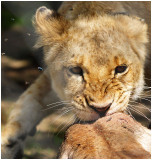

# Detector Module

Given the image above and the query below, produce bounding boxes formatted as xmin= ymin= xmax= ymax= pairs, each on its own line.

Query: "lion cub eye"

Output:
xmin=69 ymin=66 xmax=83 ymax=76
xmin=115 ymin=65 xmax=127 ymax=74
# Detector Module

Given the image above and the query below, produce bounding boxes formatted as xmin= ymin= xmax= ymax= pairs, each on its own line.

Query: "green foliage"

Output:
xmin=2 ymin=5 xmax=23 ymax=31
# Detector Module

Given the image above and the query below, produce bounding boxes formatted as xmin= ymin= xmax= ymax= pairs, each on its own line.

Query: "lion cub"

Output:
xmin=1 ymin=2 xmax=150 ymax=158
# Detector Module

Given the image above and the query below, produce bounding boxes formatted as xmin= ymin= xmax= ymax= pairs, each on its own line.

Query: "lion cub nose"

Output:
xmin=90 ymin=103 xmax=112 ymax=114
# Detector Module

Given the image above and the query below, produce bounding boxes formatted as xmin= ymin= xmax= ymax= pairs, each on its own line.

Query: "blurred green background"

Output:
xmin=2 ymin=1 xmax=62 ymax=64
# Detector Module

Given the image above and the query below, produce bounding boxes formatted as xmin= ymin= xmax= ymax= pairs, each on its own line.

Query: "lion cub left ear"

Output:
xmin=33 ymin=6 xmax=70 ymax=48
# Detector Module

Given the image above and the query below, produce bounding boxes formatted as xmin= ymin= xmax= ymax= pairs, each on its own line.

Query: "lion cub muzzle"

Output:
xmin=90 ymin=103 xmax=112 ymax=115
xmin=86 ymin=98 xmax=112 ymax=116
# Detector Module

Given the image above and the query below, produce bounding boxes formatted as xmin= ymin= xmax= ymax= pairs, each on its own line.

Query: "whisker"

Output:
xmin=138 ymin=97 xmax=151 ymax=103
xmin=138 ymin=95 xmax=151 ymax=99
xmin=126 ymin=107 xmax=136 ymax=120
xmin=47 ymin=107 xmax=73 ymax=138
xmin=47 ymin=100 xmax=71 ymax=106
xmin=130 ymin=99 xmax=150 ymax=105
xmin=143 ymin=86 xmax=151 ymax=89
xmin=138 ymin=91 xmax=151 ymax=95
xmin=42 ymin=103 xmax=71 ymax=111
xmin=144 ymin=78 xmax=151 ymax=81
xmin=129 ymin=107 xmax=151 ymax=121
xmin=128 ymin=104 xmax=151 ymax=112
xmin=139 ymin=90 xmax=151 ymax=94
xmin=50 ymin=107 xmax=74 ymax=125
xmin=54 ymin=106 xmax=73 ymax=111
xmin=54 ymin=109 xmax=74 ymax=132
xmin=56 ymin=114 xmax=76 ymax=136
xmin=129 ymin=101 xmax=151 ymax=112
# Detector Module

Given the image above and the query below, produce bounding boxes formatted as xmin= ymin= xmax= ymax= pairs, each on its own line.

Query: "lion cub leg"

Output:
xmin=1 ymin=70 xmax=58 ymax=158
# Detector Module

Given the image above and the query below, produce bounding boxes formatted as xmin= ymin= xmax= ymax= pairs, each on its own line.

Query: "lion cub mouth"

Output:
xmin=89 ymin=103 xmax=112 ymax=117
xmin=85 ymin=98 xmax=112 ymax=117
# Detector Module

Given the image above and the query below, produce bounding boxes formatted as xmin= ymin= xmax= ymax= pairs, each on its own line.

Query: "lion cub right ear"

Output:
xmin=33 ymin=6 xmax=70 ymax=48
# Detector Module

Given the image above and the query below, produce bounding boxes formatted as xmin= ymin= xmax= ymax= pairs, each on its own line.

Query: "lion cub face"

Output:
xmin=34 ymin=7 xmax=148 ymax=121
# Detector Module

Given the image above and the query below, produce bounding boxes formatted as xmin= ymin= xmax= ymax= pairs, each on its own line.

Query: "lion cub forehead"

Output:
xmin=67 ymin=34 xmax=130 ymax=66
xmin=66 ymin=17 xmax=131 ymax=55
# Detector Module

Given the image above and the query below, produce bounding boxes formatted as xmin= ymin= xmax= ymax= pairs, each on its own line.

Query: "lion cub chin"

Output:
xmin=59 ymin=113 xmax=151 ymax=159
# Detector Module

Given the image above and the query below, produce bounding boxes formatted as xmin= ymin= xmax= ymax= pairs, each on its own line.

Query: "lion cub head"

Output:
xmin=33 ymin=7 xmax=148 ymax=121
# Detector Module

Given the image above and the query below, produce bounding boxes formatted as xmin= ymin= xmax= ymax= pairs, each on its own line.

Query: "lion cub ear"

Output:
xmin=33 ymin=6 xmax=70 ymax=48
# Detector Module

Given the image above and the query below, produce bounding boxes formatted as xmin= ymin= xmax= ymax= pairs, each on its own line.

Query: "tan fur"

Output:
xmin=1 ymin=2 xmax=150 ymax=158
xmin=59 ymin=113 xmax=151 ymax=159
xmin=33 ymin=4 xmax=148 ymax=121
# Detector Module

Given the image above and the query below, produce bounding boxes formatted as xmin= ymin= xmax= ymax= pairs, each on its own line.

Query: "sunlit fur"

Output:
xmin=1 ymin=3 xmax=150 ymax=158
xmin=33 ymin=5 xmax=148 ymax=121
